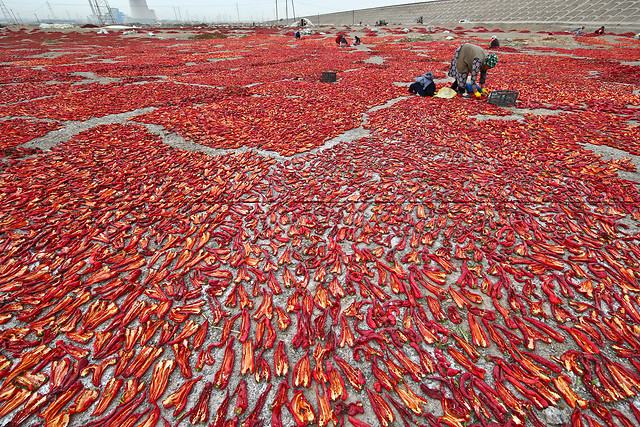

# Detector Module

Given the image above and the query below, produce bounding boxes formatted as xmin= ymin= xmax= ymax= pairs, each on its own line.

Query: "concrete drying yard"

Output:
xmin=0 ymin=23 xmax=640 ymax=426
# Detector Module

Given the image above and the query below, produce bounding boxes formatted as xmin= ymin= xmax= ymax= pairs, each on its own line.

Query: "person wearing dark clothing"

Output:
xmin=408 ymin=72 xmax=436 ymax=97
xmin=354 ymin=36 xmax=361 ymax=45
xmin=595 ymin=26 xmax=605 ymax=35
xmin=490 ymin=35 xmax=500 ymax=48
xmin=295 ymin=31 xmax=301 ymax=40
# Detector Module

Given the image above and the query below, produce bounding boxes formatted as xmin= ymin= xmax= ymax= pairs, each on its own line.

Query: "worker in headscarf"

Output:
xmin=489 ymin=35 xmax=500 ymax=48
xmin=408 ymin=72 xmax=436 ymax=97
xmin=448 ymin=43 xmax=498 ymax=97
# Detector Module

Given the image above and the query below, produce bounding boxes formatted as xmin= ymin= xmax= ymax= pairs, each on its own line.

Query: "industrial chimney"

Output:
xmin=129 ymin=0 xmax=155 ymax=21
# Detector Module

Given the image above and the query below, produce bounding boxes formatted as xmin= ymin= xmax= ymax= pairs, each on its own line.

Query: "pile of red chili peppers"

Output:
xmin=0 ymin=26 xmax=639 ymax=426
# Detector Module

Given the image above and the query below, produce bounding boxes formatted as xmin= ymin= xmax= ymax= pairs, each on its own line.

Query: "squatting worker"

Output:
xmin=448 ymin=43 xmax=498 ymax=97
xmin=408 ymin=72 xmax=436 ymax=97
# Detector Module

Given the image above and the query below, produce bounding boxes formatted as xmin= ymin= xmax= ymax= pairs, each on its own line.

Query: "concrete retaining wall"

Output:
xmin=284 ymin=0 xmax=640 ymax=31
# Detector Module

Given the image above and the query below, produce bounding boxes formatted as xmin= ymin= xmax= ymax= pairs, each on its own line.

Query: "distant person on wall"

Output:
xmin=448 ymin=43 xmax=498 ymax=98
xmin=408 ymin=72 xmax=436 ymax=97
xmin=594 ymin=26 xmax=605 ymax=35
xmin=489 ymin=35 xmax=500 ymax=48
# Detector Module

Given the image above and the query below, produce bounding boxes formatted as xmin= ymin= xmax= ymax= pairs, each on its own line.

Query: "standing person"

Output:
xmin=489 ymin=35 xmax=500 ymax=48
xmin=448 ymin=43 xmax=498 ymax=97
xmin=408 ymin=72 xmax=436 ymax=97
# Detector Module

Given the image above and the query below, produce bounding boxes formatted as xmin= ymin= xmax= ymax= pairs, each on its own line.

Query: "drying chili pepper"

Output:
xmin=366 ymin=388 xmax=394 ymax=427
xmin=233 ymin=379 xmax=248 ymax=415
xmin=162 ymin=375 xmax=202 ymax=416
xmin=288 ymin=389 xmax=316 ymax=426
xmin=148 ymin=359 xmax=176 ymax=403
xmin=213 ymin=336 xmax=235 ymax=390
xmin=274 ymin=340 xmax=289 ymax=377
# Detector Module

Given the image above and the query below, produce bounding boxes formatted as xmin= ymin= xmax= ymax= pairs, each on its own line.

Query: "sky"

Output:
xmin=2 ymin=0 xmax=429 ymax=23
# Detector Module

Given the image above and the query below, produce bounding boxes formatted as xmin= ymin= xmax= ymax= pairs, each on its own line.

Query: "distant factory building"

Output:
xmin=109 ymin=7 xmax=125 ymax=23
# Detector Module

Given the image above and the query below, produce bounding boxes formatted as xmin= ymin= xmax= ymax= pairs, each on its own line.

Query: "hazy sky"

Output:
xmin=3 ymin=0 xmax=427 ymax=23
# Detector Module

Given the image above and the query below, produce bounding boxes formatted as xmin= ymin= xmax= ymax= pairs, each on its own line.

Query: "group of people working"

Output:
xmin=410 ymin=41 xmax=499 ymax=98
xmin=576 ymin=26 xmax=605 ymax=36
xmin=335 ymin=34 xmax=361 ymax=46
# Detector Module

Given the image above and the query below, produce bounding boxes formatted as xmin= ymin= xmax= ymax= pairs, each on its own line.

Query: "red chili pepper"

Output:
xmin=92 ymin=377 xmax=123 ymax=416
xmin=322 ymin=359 xmax=346 ymax=401
xmin=467 ymin=312 xmax=488 ymax=347
xmin=317 ymin=383 xmax=338 ymax=427
xmin=254 ymin=349 xmax=272 ymax=383
xmin=40 ymin=381 xmax=82 ymax=423
xmin=9 ymin=392 xmax=47 ymax=426
xmin=447 ymin=346 xmax=486 ymax=379
xmin=347 ymin=416 xmax=373 ymax=427
xmin=187 ymin=381 xmax=213 ymax=424
xmin=213 ymin=336 xmax=235 ymax=390
xmin=275 ymin=305 xmax=291 ymax=331
xmin=162 ymin=375 xmax=202 ymax=416
xmin=274 ymin=340 xmax=289 ymax=377
xmin=148 ymin=359 xmax=176 ymax=403
xmin=293 ymin=349 xmax=311 ymax=388
xmin=233 ymin=379 xmax=248 ymax=415
xmin=210 ymin=390 xmax=231 ymax=427
xmin=240 ymin=338 xmax=255 ymax=376
xmin=334 ymin=355 xmax=366 ymax=391
xmin=366 ymin=388 xmax=394 ymax=427
xmin=68 ymin=388 xmax=99 ymax=414
xmin=244 ymin=383 xmax=272 ymax=425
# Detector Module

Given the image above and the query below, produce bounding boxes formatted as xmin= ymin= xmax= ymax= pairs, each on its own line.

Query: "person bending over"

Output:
xmin=448 ymin=43 xmax=498 ymax=97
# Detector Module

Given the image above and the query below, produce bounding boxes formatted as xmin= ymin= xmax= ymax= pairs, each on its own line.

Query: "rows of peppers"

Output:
xmin=0 ymin=28 xmax=640 ymax=426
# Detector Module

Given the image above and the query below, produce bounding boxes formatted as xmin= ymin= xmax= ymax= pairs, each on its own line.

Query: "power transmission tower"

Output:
xmin=0 ymin=0 xmax=17 ymax=24
xmin=46 ymin=1 xmax=57 ymax=20
xmin=88 ymin=0 xmax=115 ymax=25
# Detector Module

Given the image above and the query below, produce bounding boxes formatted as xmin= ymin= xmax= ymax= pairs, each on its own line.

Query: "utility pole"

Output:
xmin=275 ymin=0 xmax=278 ymax=22
xmin=236 ymin=3 xmax=239 ymax=22
xmin=291 ymin=0 xmax=296 ymax=23
xmin=285 ymin=0 xmax=288 ymax=24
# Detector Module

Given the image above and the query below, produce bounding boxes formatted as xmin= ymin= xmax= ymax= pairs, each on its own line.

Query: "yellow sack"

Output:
xmin=435 ymin=87 xmax=458 ymax=99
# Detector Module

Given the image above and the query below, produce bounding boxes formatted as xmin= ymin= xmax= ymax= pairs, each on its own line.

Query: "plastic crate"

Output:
xmin=487 ymin=90 xmax=519 ymax=107
xmin=321 ymin=71 xmax=337 ymax=83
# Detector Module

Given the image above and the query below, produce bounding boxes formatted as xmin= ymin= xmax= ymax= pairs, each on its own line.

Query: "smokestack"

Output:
xmin=129 ymin=0 xmax=154 ymax=20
